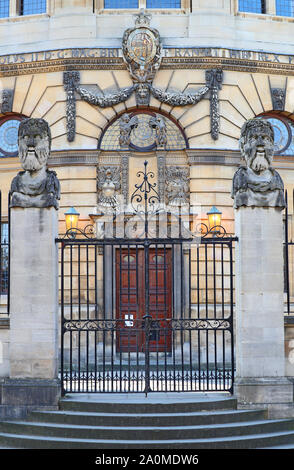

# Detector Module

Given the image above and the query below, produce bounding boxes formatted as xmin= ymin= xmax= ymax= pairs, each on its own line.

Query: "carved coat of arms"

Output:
xmin=63 ymin=9 xmax=223 ymax=143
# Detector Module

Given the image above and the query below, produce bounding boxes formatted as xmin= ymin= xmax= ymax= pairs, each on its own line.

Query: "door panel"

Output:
xmin=116 ymin=248 xmax=172 ymax=352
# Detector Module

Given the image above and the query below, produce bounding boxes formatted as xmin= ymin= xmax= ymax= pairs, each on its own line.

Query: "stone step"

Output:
xmin=0 ymin=430 xmax=294 ymax=449
xmin=29 ymin=408 xmax=267 ymax=427
xmin=59 ymin=394 xmax=237 ymax=414
xmin=0 ymin=394 xmax=293 ymax=449
xmin=0 ymin=418 xmax=293 ymax=441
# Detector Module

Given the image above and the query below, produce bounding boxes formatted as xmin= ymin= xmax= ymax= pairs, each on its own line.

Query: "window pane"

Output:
xmin=146 ymin=0 xmax=181 ymax=7
xmin=276 ymin=0 xmax=294 ymax=16
xmin=238 ymin=0 xmax=265 ymax=13
xmin=104 ymin=0 xmax=138 ymax=8
xmin=0 ymin=119 xmax=21 ymax=158
xmin=0 ymin=0 xmax=9 ymax=18
xmin=21 ymin=0 xmax=46 ymax=15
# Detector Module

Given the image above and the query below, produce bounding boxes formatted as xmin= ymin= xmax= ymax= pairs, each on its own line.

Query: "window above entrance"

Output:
xmin=99 ymin=111 xmax=187 ymax=151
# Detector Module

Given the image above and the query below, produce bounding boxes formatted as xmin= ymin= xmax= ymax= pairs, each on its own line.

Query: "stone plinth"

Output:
xmin=9 ymin=207 xmax=59 ymax=380
xmin=234 ymin=206 xmax=293 ymax=416
xmin=0 ymin=207 xmax=61 ymax=414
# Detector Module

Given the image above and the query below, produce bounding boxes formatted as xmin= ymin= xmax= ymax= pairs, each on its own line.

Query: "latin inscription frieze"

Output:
xmin=0 ymin=47 xmax=293 ymax=67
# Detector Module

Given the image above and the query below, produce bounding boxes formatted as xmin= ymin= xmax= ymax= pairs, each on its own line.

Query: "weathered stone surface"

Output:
xmin=9 ymin=207 xmax=59 ymax=381
xmin=10 ymin=118 xmax=60 ymax=210
xmin=232 ymin=118 xmax=285 ymax=209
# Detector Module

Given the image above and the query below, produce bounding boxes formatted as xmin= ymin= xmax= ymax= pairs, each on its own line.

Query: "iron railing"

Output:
xmin=57 ymin=236 xmax=236 ymax=395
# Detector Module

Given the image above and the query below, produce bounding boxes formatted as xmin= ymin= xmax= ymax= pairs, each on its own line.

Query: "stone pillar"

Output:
xmin=0 ymin=118 xmax=61 ymax=416
xmin=9 ymin=208 xmax=58 ymax=380
xmin=234 ymin=207 xmax=293 ymax=416
xmin=232 ymin=118 xmax=293 ymax=418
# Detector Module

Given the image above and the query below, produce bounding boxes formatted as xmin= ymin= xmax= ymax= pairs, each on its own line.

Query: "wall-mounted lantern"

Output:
xmin=64 ymin=207 xmax=80 ymax=237
xmin=206 ymin=206 xmax=225 ymax=237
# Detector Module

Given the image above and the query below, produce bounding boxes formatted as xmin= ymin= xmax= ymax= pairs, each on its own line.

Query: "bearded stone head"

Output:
xmin=240 ymin=118 xmax=275 ymax=174
xmin=18 ymin=118 xmax=51 ymax=172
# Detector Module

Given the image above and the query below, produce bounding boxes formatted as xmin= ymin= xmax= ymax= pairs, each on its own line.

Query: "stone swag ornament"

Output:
xmin=231 ymin=118 xmax=285 ymax=209
xmin=10 ymin=118 xmax=60 ymax=210
xmin=63 ymin=10 xmax=223 ymax=143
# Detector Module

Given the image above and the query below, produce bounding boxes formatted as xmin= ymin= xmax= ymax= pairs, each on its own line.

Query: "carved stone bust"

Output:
xmin=231 ymin=118 xmax=285 ymax=209
xmin=10 ymin=118 xmax=60 ymax=209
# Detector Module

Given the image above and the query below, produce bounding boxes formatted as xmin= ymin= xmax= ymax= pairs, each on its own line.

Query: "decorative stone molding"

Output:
xmin=76 ymin=84 xmax=136 ymax=108
xmin=120 ymin=152 xmax=130 ymax=203
xmin=97 ymin=165 xmax=121 ymax=210
xmin=271 ymin=87 xmax=286 ymax=111
xmin=149 ymin=115 xmax=167 ymax=149
xmin=118 ymin=113 xmax=139 ymax=149
xmin=10 ymin=118 xmax=60 ymax=210
xmin=205 ymin=69 xmax=223 ymax=140
xmin=165 ymin=166 xmax=189 ymax=207
xmin=122 ymin=9 xmax=162 ymax=106
xmin=62 ymin=13 xmax=222 ymax=142
xmin=63 ymin=71 xmax=80 ymax=142
xmin=149 ymin=84 xmax=209 ymax=107
xmin=232 ymin=118 xmax=285 ymax=209
xmin=0 ymin=89 xmax=13 ymax=113
xmin=156 ymin=151 xmax=166 ymax=203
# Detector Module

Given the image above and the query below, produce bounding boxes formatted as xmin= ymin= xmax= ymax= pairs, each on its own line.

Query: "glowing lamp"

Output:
xmin=65 ymin=207 xmax=80 ymax=235
xmin=207 ymin=206 xmax=222 ymax=232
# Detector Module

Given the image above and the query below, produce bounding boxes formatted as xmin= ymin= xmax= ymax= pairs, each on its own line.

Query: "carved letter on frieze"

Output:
xmin=231 ymin=118 xmax=285 ymax=209
xmin=10 ymin=118 xmax=60 ymax=209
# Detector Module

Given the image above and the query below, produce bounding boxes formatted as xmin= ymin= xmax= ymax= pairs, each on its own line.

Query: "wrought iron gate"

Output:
xmin=57 ymin=162 xmax=236 ymax=395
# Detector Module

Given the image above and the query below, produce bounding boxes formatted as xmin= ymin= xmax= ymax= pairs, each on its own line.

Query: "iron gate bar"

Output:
xmin=57 ymin=236 xmax=237 ymax=395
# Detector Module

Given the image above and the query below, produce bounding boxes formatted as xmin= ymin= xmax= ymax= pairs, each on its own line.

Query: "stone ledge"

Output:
xmin=0 ymin=378 xmax=61 ymax=408
xmin=234 ymin=377 xmax=294 ymax=417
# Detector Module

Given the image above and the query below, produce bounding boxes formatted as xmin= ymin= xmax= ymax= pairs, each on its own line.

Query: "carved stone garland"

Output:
xmin=63 ymin=10 xmax=224 ymax=143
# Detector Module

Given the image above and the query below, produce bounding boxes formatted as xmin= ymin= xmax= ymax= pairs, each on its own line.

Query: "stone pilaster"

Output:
xmin=0 ymin=207 xmax=60 ymax=415
xmin=234 ymin=206 xmax=293 ymax=417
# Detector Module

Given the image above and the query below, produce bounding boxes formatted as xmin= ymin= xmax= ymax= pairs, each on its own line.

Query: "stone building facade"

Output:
xmin=0 ymin=1 xmax=294 ymax=386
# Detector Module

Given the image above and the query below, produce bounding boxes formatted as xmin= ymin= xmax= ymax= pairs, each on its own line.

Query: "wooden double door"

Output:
xmin=116 ymin=248 xmax=172 ymax=353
